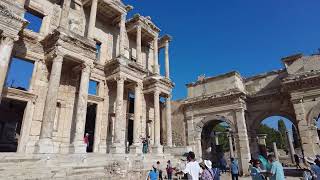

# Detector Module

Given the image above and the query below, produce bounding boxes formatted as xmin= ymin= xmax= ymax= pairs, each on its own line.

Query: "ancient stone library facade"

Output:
xmin=1 ymin=0 xmax=320 ymax=179
xmin=0 ymin=0 xmax=176 ymax=179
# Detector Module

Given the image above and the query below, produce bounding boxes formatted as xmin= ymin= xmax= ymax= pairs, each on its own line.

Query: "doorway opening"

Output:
xmin=84 ymin=103 xmax=97 ymax=153
xmin=0 ymin=99 xmax=27 ymax=152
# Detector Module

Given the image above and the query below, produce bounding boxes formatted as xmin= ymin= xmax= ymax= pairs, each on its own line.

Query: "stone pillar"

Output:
xmin=273 ymin=142 xmax=279 ymax=161
xmin=130 ymin=82 xmax=143 ymax=153
xmin=152 ymin=90 xmax=162 ymax=153
xmin=235 ymin=109 xmax=251 ymax=175
xmin=228 ymin=134 xmax=234 ymax=158
xmin=257 ymin=134 xmax=267 ymax=146
xmin=87 ymin=0 xmax=98 ymax=38
xmin=111 ymin=77 xmax=126 ymax=153
xmin=136 ymin=25 xmax=142 ymax=65
xmin=215 ymin=135 xmax=219 ymax=146
xmin=36 ymin=55 xmax=63 ymax=153
xmin=164 ymin=39 xmax=170 ymax=79
xmin=70 ymin=64 xmax=91 ymax=153
xmin=118 ymin=14 xmax=126 ymax=57
xmin=0 ymin=36 xmax=14 ymax=103
xmin=166 ymin=96 xmax=172 ymax=147
xmin=286 ymin=131 xmax=295 ymax=163
xmin=153 ymin=35 xmax=159 ymax=74
xmin=59 ymin=0 xmax=71 ymax=29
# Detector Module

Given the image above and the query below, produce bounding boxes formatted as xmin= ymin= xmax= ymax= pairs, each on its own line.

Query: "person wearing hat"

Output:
xmin=250 ymin=160 xmax=265 ymax=180
xmin=200 ymin=160 xmax=214 ymax=180
xmin=304 ymin=157 xmax=318 ymax=180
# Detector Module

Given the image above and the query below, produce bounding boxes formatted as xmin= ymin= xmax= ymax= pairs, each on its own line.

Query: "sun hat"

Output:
xmin=204 ymin=160 xmax=212 ymax=169
xmin=306 ymin=157 xmax=315 ymax=165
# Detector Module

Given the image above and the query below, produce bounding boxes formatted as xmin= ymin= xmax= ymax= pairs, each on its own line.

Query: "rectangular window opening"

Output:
xmin=88 ymin=80 xmax=99 ymax=95
xmin=24 ymin=10 xmax=43 ymax=33
xmin=5 ymin=57 xmax=34 ymax=91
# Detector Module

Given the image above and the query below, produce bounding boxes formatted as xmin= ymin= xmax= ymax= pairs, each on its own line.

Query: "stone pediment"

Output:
xmin=41 ymin=27 xmax=96 ymax=62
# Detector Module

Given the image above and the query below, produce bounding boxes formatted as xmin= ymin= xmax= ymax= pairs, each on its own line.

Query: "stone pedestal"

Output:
xmin=152 ymin=145 xmax=163 ymax=154
xmin=130 ymin=144 xmax=142 ymax=154
xmin=35 ymin=138 xmax=54 ymax=154
xmin=111 ymin=143 xmax=126 ymax=154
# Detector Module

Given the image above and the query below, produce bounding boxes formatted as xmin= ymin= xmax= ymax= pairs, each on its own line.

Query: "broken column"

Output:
xmin=273 ymin=142 xmax=279 ymax=161
xmin=286 ymin=131 xmax=295 ymax=163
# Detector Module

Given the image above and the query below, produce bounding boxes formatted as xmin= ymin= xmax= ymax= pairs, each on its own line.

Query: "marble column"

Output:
xmin=166 ymin=96 xmax=172 ymax=147
xmin=87 ymin=0 xmax=98 ymax=38
xmin=215 ymin=135 xmax=219 ymax=146
xmin=228 ymin=134 xmax=234 ymax=158
xmin=0 ymin=36 xmax=14 ymax=103
xmin=136 ymin=25 xmax=142 ymax=65
xmin=36 ymin=55 xmax=63 ymax=153
xmin=273 ymin=142 xmax=279 ymax=161
xmin=59 ymin=0 xmax=71 ymax=29
xmin=152 ymin=89 xmax=162 ymax=153
xmin=153 ymin=35 xmax=159 ymax=74
xmin=235 ymin=109 xmax=251 ymax=175
xmin=111 ymin=77 xmax=126 ymax=153
xmin=118 ymin=14 xmax=126 ymax=57
xmin=130 ymin=82 xmax=143 ymax=153
xmin=286 ymin=131 xmax=295 ymax=163
xmin=70 ymin=64 xmax=91 ymax=153
xmin=164 ymin=39 xmax=170 ymax=79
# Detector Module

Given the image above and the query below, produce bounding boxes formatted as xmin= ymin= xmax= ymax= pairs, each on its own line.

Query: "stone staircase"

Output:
xmin=0 ymin=153 xmax=179 ymax=180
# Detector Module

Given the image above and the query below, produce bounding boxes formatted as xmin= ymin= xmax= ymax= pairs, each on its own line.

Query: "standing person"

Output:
xmin=83 ymin=133 xmax=89 ymax=152
xmin=166 ymin=160 xmax=173 ymax=180
xmin=183 ymin=151 xmax=201 ymax=180
xmin=294 ymin=154 xmax=302 ymax=169
xmin=199 ymin=160 xmax=214 ymax=180
xmin=311 ymin=158 xmax=320 ymax=180
xmin=157 ymin=161 xmax=163 ymax=180
xmin=219 ymin=157 xmax=227 ymax=173
xmin=212 ymin=164 xmax=221 ymax=180
xmin=268 ymin=154 xmax=285 ymax=180
xmin=142 ymin=138 xmax=148 ymax=154
xmin=148 ymin=164 xmax=159 ymax=180
xmin=230 ymin=158 xmax=239 ymax=180
xmin=250 ymin=160 xmax=265 ymax=180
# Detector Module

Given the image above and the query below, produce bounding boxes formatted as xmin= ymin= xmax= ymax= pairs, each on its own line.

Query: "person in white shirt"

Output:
xmin=183 ymin=151 xmax=201 ymax=180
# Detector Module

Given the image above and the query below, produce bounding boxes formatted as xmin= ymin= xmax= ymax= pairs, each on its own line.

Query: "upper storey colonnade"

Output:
xmin=0 ymin=0 xmax=174 ymax=154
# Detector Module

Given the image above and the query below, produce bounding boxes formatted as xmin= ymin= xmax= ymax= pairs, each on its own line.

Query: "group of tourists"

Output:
xmin=304 ymin=155 xmax=320 ymax=180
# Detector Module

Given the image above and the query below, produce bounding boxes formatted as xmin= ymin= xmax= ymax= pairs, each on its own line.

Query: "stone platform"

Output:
xmin=0 ymin=153 xmax=177 ymax=180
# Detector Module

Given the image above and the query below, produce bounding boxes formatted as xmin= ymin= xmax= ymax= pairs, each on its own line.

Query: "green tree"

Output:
xmin=258 ymin=124 xmax=281 ymax=150
xmin=213 ymin=124 xmax=229 ymax=152
xmin=278 ymin=119 xmax=287 ymax=149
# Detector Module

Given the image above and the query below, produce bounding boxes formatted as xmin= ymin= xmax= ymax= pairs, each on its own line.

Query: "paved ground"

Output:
xmin=219 ymin=173 xmax=301 ymax=179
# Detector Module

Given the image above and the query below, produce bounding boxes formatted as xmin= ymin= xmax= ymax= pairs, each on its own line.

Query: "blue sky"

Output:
xmin=124 ymin=0 xmax=320 ymax=100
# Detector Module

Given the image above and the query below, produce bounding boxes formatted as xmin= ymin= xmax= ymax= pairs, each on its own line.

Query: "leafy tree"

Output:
xmin=258 ymin=124 xmax=281 ymax=150
xmin=212 ymin=124 xmax=229 ymax=152
xmin=278 ymin=119 xmax=287 ymax=149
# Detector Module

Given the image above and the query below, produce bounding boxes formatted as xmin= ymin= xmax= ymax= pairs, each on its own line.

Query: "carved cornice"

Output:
xmin=281 ymin=70 xmax=320 ymax=91
xmin=126 ymin=14 xmax=160 ymax=34
xmin=0 ymin=2 xmax=25 ymax=24
xmin=2 ymin=87 xmax=37 ymax=103
xmin=182 ymin=89 xmax=246 ymax=108
xmin=41 ymin=27 xmax=96 ymax=61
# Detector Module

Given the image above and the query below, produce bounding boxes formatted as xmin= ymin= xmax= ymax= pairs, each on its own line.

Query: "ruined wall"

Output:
xmin=171 ymin=100 xmax=186 ymax=146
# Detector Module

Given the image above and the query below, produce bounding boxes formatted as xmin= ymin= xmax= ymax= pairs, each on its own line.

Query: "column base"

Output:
xmin=69 ymin=141 xmax=87 ymax=153
xmin=35 ymin=138 xmax=54 ymax=154
xmin=152 ymin=145 xmax=163 ymax=154
xmin=111 ymin=143 xmax=126 ymax=154
xmin=130 ymin=143 xmax=142 ymax=154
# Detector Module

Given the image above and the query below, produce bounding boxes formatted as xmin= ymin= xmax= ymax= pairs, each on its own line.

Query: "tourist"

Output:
xmin=199 ymin=160 xmax=214 ymax=180
xmin=294 ymin=154 xmax=302 ymax=169
xmin=142 ymin=138 xmax=148 ymax=154
xmin=166 ymin=160 xmax=174 ymax=180
xmin=258 ymin=146 xmax=271 ymax=171
xmin=219 ymin=157 xmax=227 ymax=173
xmin=156 ymin=161 xmax=163 ymax=180
xmin=148 ymin=164 xmax=159 ymax=180
xmin=83 ymin=133 xmax=89 ymax=151
xmin=311 ymin=158 xmax=320 ymax=180
xmin=267 ymin=154 xmax=285 ymax=180
xmin=304 ymin=157 xmax=318 ymax=180
xmin=250 ymin=160 xmax=265 ymax=180
xmin=230 ymin=157 xmax=239 ymax=180
xmin=212 ymin=164 xmax=220 ymax=180
xmin=182 ymin=151 xmax=201 ymax=180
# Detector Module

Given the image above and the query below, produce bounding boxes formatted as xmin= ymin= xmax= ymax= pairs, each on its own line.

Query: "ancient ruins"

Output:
xmin=172 ymin=53 xmax=320 ymax=174
xmin=0 ymin=0 xmax=320 ymax=179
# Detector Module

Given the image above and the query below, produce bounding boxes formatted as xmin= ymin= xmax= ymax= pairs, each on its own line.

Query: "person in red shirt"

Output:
xmin=83 ymin=133 xmax=89 ymax=150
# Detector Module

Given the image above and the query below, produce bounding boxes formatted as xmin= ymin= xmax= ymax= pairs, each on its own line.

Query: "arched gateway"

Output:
xmin=173 ymin=54 xmax=320 ymax=175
